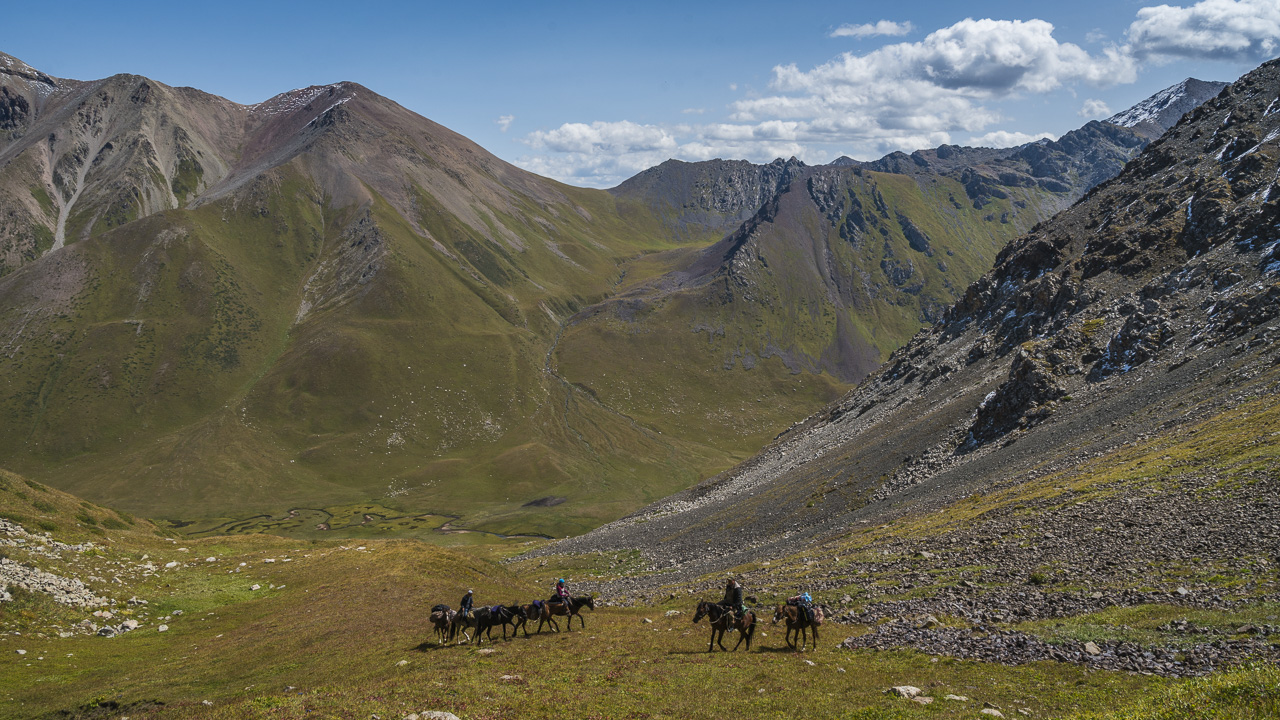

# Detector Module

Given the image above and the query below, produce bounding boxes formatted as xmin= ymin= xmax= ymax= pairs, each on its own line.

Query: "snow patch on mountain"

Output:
xmin=1108 ymin=78 xmax=1227 ymax=131
xmin=249 ymin=84 xmax=348 ymax=116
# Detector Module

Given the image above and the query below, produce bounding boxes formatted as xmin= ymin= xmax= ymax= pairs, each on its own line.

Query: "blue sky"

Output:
xmin=5 ymin=0 xmax=1278 ymax=187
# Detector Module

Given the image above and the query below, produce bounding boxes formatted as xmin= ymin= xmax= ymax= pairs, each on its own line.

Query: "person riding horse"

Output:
xmin=549 ymin=578 xmax=571 ymax=608
xmin=719 ymin=579 xmax=745 ymax=623
xmin=458 ymin=589 xmax=474 ymax=620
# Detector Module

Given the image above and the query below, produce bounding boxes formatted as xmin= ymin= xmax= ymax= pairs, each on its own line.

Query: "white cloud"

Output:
xmin=968 ymin=130 xmax=1057 ymax=147
xmin=830 ymin=20 xmax=914 ymax=38
xmin=769 ymin=19 xmax=1135 ymax=97
xmin=497 ymin=114 xmax=515 ymax=132
xmin=681 ymin=107 xmax=706 ymax=115
xmin=1079 ymin=98 xmax=1112 ymax=118
xmin=1127 ymin=0 xmax=1280 ymax=62
xmin=525 ymin=120 xmax=678 ymax=155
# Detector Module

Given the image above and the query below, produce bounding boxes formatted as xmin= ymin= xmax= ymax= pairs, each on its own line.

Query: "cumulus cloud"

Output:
xmin=497 ymin=114 xmax=515 ymax=132
xmin=525 ymin=120 xmax=678 ymax=155
xmin=830 ymin=20 xmax=914 ymax=38
xmin=768 ymin=19 xmax=1135 ymax=98
xmin=1127 ymin=0 xmax=1280 ymax=62
xmin=968 ymin=130 xmax=1057 ymax=147
xmin=1079 ymin=98 xmax=1112 ymax=118
xmin=718 ymin=18 xmax=1132 ymax=162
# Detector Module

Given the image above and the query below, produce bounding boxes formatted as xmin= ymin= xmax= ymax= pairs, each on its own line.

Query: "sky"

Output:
xmin=4 ymin=0 xmax=1279 ymax=188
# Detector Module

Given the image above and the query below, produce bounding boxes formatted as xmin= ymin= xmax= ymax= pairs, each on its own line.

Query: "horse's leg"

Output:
xmin=811 ymin=624 xmax=818 ymax=650
xmin=707 ymin=627 xmax=715 ymax=653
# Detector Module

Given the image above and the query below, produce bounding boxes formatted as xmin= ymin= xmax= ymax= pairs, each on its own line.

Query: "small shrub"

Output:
xmin=24 ymin=480 xmax=48 ymax=493
xmin=76 ymin=513 xmax=98 ymax=526
xmin=32 ymin=500 xmax=56 ymax=513
xmin=36 ymin=520 xmax=57 ymax=533
xmin=101 ymin=517 xmax=128 ymax=530
xmin=1028 ymin=572 xmax=1049 ymax=586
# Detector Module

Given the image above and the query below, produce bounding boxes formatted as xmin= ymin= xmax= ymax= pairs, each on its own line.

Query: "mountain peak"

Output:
xmin=0 ymin=51 xmax=58 ymax=89
xmin=1107 ymin=77 xmax=1227 ymax=131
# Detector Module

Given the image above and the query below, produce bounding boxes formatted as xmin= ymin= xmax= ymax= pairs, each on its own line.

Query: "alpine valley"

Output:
xmin=0 ymin=51 xmax=1224 ymax=537
xmin=2 ymin=45 xmax=1279 ymax=720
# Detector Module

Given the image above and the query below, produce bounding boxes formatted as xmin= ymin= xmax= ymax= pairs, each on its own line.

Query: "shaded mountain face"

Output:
xmin=547 ymin=59 xmax=1280 ymax=579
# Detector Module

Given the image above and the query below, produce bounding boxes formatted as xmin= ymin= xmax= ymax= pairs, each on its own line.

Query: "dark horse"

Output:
xmin=546 ymin=595 xmax=595 ymax=631
xmin=772 ymin=603 xmax=823 ymax=651
xmin=501 ymin=603 xmax=528 ymax=638
xmin=692 ymin=601 xmax=756 ymax=652
xmin=472 ymin=605 xmax=517 ymax=644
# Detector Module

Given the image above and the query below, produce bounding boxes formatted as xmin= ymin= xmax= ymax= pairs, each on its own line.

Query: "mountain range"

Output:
xmin=539 ymin=60 xmax=1280 ymax=605
xmin=0 ymin=49 xmax=1226 ymax=537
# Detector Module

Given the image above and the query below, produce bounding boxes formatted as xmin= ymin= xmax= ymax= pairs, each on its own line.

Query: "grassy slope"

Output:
xmin=0 ymin=161 xmax=743 ymax=539
xmin=0 ymin=472 xmax=1220 ymax=720
xmin=554 ymin=171 xmax=1050 ymax=458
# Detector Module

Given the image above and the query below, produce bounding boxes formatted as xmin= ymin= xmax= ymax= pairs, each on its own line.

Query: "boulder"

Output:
xmin=886 ymin=686 xmax=922 ymax=699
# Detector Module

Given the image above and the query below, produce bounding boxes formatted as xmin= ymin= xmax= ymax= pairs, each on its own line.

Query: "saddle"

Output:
xmin=531 ymin=600 xmax=543 ymax=610
xmin=490 ymin=605 xmax=502 ymax=615
xmin=430 ymin=603 xmax=450 ymax=614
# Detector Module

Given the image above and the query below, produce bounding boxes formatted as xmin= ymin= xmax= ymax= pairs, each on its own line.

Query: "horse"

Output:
xmin=772 ymin=602 xmax=823 ymax=651
xmin=448 ymin=609 xmax=479 ymax=644
xmin=473 ymin=605 xmax=516 ymax=644
xmin=546 ymin=595 xmax=595 ymax=631
xmin=502 ymin=604 xmax=528 ymax=638
xmin=522 ymin=600 xmax=561 ymax=634
xmin=692 ymin=601 xmax=756 ymax=652
xmin=428 ymin=604 xmax=454 ymax=644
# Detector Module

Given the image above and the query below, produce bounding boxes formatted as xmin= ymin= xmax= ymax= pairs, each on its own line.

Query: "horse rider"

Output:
xmin=787 ymin=591 xmax=815 ymax=624
xmin=719 ymin=578 xmax=745 ymax=622
xmin=550 ymin=578 xmax=571 ymax=608
xmin=458 ymin=588 xmax=474 ymax=620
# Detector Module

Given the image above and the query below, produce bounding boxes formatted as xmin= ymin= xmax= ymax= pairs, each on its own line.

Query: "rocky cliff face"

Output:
xmin=609 ymin=156 xmax=805 ymax=236
xmin=539 ymin=59 xmax=1280 ymax=586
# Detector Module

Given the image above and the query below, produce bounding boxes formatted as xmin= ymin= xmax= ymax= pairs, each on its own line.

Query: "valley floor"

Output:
xmin=1 ymin=499 xmax=1277 ymax=720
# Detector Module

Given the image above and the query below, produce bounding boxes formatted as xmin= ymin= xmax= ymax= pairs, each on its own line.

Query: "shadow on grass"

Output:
xmin=752 ymin=645 xmax=814 ymax=654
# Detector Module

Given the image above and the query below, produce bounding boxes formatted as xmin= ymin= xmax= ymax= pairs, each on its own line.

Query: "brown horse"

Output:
xmin=772 ymin=603 xmax=823 ymax=651
xmin=522 ymin=601 xmax=561 ymax=634
xmin=428 ymin=605 xmax=454 ymax=644
xmin=692 ymin=601 xmax=756 ymax=652
xmin=546 ymin=595 xmax=596 ymax=631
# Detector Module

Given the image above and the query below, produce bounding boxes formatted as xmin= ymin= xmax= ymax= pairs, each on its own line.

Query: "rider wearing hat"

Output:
xmin=550 ymin=578 xmax=571 ymax=607
xmin=458 ymin=589 xmax=474 ymax=619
